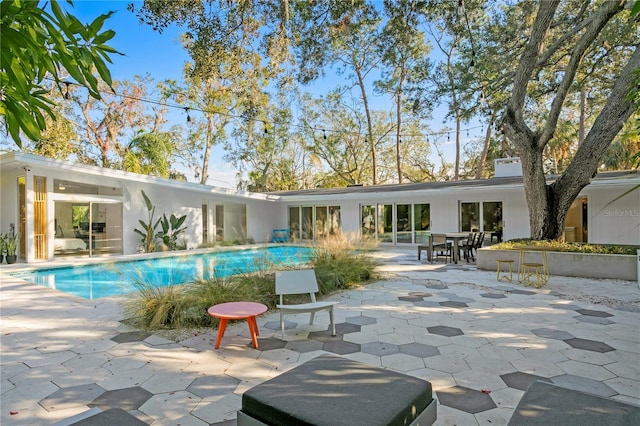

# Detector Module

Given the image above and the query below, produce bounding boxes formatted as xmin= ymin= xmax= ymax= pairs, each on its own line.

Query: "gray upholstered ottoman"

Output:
xmin=237 ymin=354 xmax=437 ymax=426
xmin=508 ymin=381 xmax=640 ymax=425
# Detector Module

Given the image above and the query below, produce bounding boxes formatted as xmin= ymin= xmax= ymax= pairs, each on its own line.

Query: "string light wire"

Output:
xmin=54 ymin=78 xmax=486 ymax=142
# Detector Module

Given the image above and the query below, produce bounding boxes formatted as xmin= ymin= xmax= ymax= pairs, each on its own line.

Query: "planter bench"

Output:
xmin=477 ymin=248 xmax=637 ymax=281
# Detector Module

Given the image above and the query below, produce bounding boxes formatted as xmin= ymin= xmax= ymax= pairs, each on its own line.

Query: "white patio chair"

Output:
xmin=275 ymin=269 xmax=337 ymax=338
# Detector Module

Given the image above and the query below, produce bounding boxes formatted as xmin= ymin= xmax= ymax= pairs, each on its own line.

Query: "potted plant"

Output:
xmin=0 ymin=234 xmax=5 ymax=263
xmin=4 ymin=232 xmax=18 ymax=264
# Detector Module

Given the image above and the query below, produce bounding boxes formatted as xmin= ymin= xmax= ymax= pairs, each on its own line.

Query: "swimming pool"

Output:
xmin=10 ymin=246 xmax=314 ymax=299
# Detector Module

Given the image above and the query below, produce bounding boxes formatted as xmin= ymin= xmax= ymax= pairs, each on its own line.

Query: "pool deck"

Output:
xmin=1 ymin=247 xmax=639 ymax=425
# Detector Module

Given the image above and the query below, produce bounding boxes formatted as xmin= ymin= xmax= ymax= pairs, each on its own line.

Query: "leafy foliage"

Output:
xmin=158 ymin=213 xmax=187 ymax=250
xmin=132 ymin=190 xmax=161 ymax=253
xmin=2 ymin=232 xmax=19 ymax=256
xmin=492 ymin=239 xmax=639 ymax=255
xmin=122 ymin=236 xmax=379 ymax=330
xmin=0 ymin=0 xmax=119 ymax=146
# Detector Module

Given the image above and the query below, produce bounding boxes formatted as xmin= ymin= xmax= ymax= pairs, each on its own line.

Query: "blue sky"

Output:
xmin=73 ymin=1 xmax=188 ymax=83
xmin=69 ymin=1 xmax=474 ymax=187
xmin=73 ymin=1 xmax=242 ymax=186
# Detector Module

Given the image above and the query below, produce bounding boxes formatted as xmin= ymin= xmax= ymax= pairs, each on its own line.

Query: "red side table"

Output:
xmin=207 ymin=302 xmax=268 ymax=349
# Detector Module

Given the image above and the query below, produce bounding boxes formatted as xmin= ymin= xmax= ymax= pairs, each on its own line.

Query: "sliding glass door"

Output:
xmin=460 ymin=201 xmax=502 ymax=234
xmin=54 ymin=201 xmax=122 ymax=257
xmin=361 ymin=203 xmax=431 ymax=244
xmin=289 ymin=205 xmax=342 ymax=241
xmin=396 ymin=204 xmax=412 ymax=243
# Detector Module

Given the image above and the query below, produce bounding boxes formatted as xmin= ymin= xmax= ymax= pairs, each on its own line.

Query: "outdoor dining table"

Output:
xmin=445 ymin=232 xmax=469 ymax=264
xmin=420 ymin=232 xmax=469 ymax=264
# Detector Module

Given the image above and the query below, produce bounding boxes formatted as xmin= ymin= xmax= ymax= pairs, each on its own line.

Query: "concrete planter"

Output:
xmin=477 ymin=247 xmax=637 ymax=281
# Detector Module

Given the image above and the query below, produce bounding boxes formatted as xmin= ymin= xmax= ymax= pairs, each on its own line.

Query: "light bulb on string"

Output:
xmin=64 ymin=82 xmax=71 ymax=100
xmin=185 ymin=107 xmax=191 ymax=123
xmin=323 ymin=129 xmax=327 ymax=140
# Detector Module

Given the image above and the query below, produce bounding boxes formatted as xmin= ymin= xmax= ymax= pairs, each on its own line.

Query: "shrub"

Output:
xmin=122 ymin=233 xmax=379 ymax=330
xmin=311 ymin=233 xmax=379 ymax=294
xmin=492 ymin=239 xmax=638 ymax=255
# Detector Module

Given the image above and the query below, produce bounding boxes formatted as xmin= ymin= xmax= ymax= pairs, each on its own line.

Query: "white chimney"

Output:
xmin=494 ymin=157 xmax=523 ymax=177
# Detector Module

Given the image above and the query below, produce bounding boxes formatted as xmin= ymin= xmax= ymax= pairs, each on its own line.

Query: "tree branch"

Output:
xmin=553 ymin=44 xmax=639 ymax=198
xmin=540 ymin=0 xmax=626 ymax=147
xmin=508 ymin=0 xmax=561 ymax=117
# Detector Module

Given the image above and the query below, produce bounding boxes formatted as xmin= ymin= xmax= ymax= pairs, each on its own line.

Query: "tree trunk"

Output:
xmin=578 ymin=88 xmax=586 ymax=146
xmin=502 ymin=0 xmax=634 ymax=240
xmin=355 ymin=66 xmax=377 ymax=185
xmin=454 ymin=113 xmax=460 ymax=180
xmin=523 ymin=45 xmax=638 ymax=240
xmin=396 ymin=87 xmax=403 ymax=184
xmin=200 ymin=116 xmax=214 ymax=184
xmin=475 ymin=118 xmax=493 ymax=179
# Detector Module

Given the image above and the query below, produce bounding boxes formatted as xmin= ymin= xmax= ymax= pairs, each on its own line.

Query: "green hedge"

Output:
xmin=492 ymin=239 xmax=638 ymax=255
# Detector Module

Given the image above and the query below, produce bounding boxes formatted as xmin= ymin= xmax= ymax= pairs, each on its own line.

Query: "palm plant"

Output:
xmin=133 ymin=190 xmax=161 ymax=252
xmin=158 ymin=213 xmax=187 ymax=250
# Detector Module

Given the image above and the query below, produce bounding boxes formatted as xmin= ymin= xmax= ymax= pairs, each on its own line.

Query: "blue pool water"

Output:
xmin=10 ymin=246 xmax=314 ymax=299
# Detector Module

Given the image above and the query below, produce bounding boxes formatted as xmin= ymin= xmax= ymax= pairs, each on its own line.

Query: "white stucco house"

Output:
xmin=1 ymin=152 xmax=638 ymax=264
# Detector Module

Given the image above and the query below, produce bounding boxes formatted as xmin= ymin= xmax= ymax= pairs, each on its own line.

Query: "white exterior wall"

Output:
xmin=2 ymin=152 xmax=638 ymax=265
xmin=0 ymin=168 xmax=22 ymax=250
xmin=0 ymin=153 xmax=279 ymax=261
xmin=274 ymin=186 xmax=532 ymax=242
xmin=586 ymin=185 xmax=640 ymax=245
xmin=502 ymin=190 xmax=530 ymax=241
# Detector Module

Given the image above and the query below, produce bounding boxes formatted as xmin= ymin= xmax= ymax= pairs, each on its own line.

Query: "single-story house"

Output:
xmin=1 ymin=152 xmax=638 ymax=264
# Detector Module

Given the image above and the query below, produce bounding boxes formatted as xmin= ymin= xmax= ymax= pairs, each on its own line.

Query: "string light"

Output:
xmin=323 ymin=129 xmax=327 ymax=140
xmin=54 ymin=78 xmax=486 ymax=143
xmin=457 ymin=0 xmax=476 ymax=71
xmin=63 ymin=82 xmax=71 ymax=100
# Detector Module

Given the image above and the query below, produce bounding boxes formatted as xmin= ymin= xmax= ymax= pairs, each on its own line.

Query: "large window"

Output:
xmin=361 ymin=205 xmax=376 ymax=238
xmin=460 ymin=201 xmax=502 ymax=234
xmin=378 ymin=204 xmax=393 ymax=242
xmin=301 ymin=207 xmax=313 ymax=240
xmin=413 ymin=204 xmax=431 ymax=243
xmin=202 ymin=203 xmax=209 ymax=243
xmin=460 ymin=202 xmax=480 ymax=232
xmin=396 ymin=204 xmax=412 ymax=243
xmin=483 ymin=202 xmax=502 ymax=232
xmin=289 ymin=205 xmax=341 ymax=241
xmin=328 ymin=206 xmax=341 ymax=236
xmin=54 ymin=201 xmax=122 ymax=257
xmin=361 ymin=203 xmax=431 ymax=244
xmin=289 ymin=206 xmax=301 ymax=240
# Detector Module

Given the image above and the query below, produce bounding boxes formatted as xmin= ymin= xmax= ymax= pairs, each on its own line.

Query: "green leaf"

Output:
xmin=88 ymin=11 xmax=115 ymax=34
xmin=140 ymin=190 xmax=153 ymax=212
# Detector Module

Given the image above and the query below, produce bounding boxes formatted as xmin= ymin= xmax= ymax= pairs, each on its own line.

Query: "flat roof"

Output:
xmin=266 ymin=170 xmax=639 ymax=197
